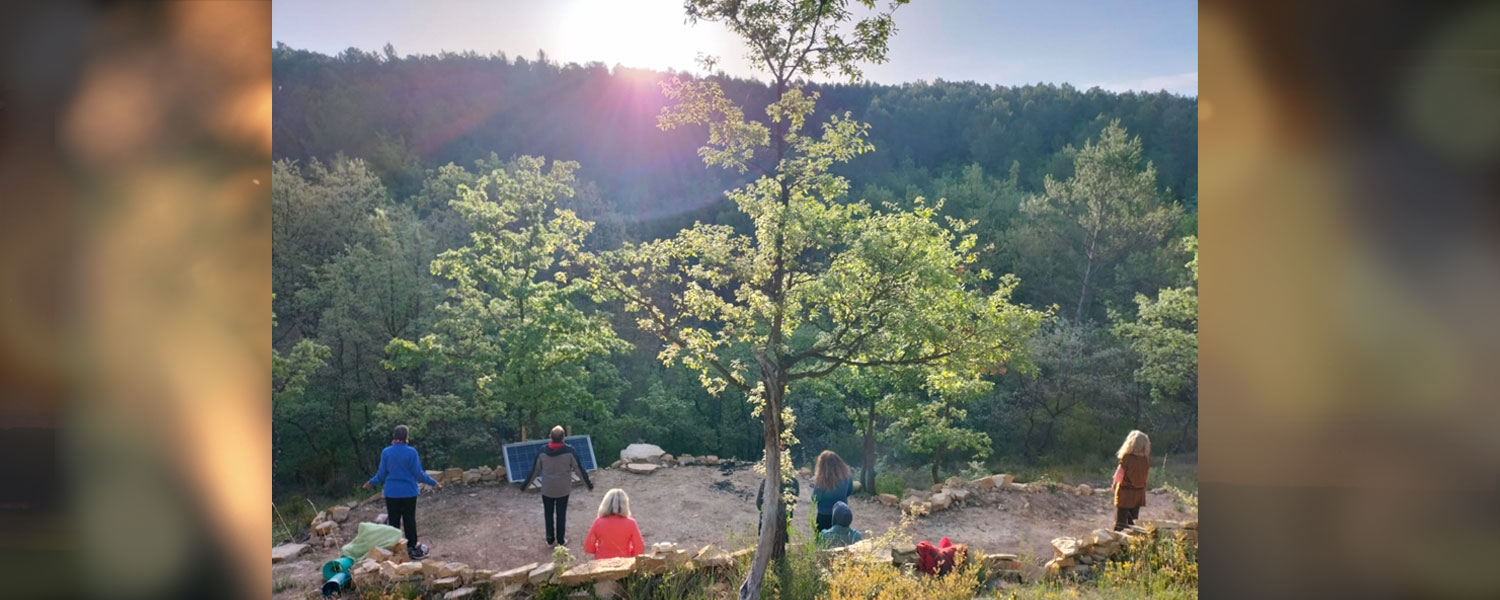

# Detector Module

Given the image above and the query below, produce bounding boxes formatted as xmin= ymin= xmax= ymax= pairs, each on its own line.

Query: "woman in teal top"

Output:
xmin=811 ymin=450 xmax=854 ymax=532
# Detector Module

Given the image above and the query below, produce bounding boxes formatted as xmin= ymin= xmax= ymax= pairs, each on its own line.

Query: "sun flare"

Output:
xmin=559 ymin=0 xmax=717 ymax=71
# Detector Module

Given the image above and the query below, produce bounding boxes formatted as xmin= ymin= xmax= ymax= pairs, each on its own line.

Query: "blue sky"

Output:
xmin=273 ymin=0 xmax=1197 ymax=96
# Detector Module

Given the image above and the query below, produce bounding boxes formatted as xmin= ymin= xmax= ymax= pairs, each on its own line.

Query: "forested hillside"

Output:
xmin=271 ymin=44 xmax=1197 ymax=499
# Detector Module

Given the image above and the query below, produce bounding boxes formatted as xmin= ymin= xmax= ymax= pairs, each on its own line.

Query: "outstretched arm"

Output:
xmin=519 ymin=454 xmax=543 ymax=490
xmin=415 ymin=451 xmax=438 ymax=486
xmin=574 ymin=454 xmax=594 ymax=490
xmin=367 ymin=451 xmax=388 ymax=488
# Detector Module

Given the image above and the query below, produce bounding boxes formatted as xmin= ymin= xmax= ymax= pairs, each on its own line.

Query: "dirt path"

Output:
xmin=273 ymin=463 xmax=1193 ymax=597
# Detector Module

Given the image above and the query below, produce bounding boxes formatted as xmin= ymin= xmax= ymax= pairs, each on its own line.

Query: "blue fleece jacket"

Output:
xmin=368 ymin=441 xmax=438 ymax=498
xmin=812 ymin=478 xmax=853 ymax=515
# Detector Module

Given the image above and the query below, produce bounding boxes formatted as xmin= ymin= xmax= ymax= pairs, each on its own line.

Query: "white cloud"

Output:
xmin=1090 ymin=71 xmax=1198 ymax=96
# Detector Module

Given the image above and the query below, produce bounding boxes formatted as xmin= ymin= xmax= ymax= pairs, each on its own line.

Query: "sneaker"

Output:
xmin=408 ymin=543 xmax=429 ymax=560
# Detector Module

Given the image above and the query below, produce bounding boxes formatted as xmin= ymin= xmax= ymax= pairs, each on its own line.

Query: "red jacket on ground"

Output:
xmin=916 ymin=537 xmax=967 ymax=576
xmin=583 ymin=515 xmax=645 ymax=559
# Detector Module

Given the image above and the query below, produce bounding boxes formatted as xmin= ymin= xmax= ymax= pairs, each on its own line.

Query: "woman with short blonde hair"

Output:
xmin=1111 ymin=430 xmax=1152 ymax=531
xmin=596 ymin=488 xmax=632 ymax=519
xmin=584 ymin=488 xmax=644 ymax=559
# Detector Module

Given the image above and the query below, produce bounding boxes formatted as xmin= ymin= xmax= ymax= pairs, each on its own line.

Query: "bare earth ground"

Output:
xmin=273 ymin=463 xmax=1194 ymax=598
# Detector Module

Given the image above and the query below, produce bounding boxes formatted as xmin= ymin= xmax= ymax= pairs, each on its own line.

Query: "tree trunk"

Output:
xmin=739 ymin=363 xmax=785 ymax=600
xmin=1075 ymin=257 xmax=1095 ymax=323
xmin=861 ymin=395 xmax=876 ymax=493
xmin=931 ymin=445 xmax=942 ymax=485
xmin=1075 ymin=228 xmax=1101 ymax=322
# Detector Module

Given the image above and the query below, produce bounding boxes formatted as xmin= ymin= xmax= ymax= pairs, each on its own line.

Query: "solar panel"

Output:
xmin=503 ymin=435 xmax=597 ymax=483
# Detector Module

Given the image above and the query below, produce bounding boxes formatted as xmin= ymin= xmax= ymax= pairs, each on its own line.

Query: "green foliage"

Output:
xmin=1113 ymin=237 xmax=1198 ymax=451
xmin=269 ymin=8 xmax=1198 ymax=510
xmin=1013 ymin=120 xmax=1184 ymax=322
xmin=384 ymin=156 xmax=629 ymax=442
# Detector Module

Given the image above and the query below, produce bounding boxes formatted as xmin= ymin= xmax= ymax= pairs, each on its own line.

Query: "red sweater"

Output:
xmin=583 ymin=515 xmax=645 ymax=559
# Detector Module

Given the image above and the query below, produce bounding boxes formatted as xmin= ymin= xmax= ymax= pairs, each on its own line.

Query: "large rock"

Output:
xmin=1089 ymin=529 xmax=1120 ymax=546
xmin=365 ymin=546 xmax=394 ymax=562
xmin=441 ymin=468 xmax=464 ymax=484
xmin=929 ymin=492 xmax=952 ymax=510
xmin=949 ymin=488 xmax=970 ymax=502
xmin=558 ymin=557 xmax=636 ymax=585
xmin=444 ymin=587 xmax=478 ymax=600
xmin=426 ymin=470 xmax=443 ymax=482
xmin=625 ymin=463 xmax=659 ymax=474
xmin=693 ymin=545 xmax=734 ymax=568
xmin=329 ymin=506 xmax=351 ymax=522
xmin=703 ymin=455 xmax=719 ymax=465
xmin=877 ymin=493 xmax=899 ymax=505
xmin=944 ymin=476 xmax=965 ymax=488
xmin=492 ymin=583 xmax=524 ymax=599
xmin=660 ymin=454 xmax=675 ymax=463
xmin=528 ymin=562 xmax=556 ymax=585
xmin=891 ymin=543 xmax=919 ymax=567
xmin=981 ymin=553 xmax=1022 ymax=572
xmin=422 ymin=560 xmax=444 ymax=578
xmin=395 ymin=562 xmax=424 ymax=577
xmin=929 ymin=483 xmax=944 ymax=492
xmin=995 ymin=474 xmax=1014 ymax=486
xmin=463 ymin=469 xmax=481 ymax=485
xmin=430 ymin=576 xmax=460 ymax=592
xmin=1077 ymin=484 xmax=1093 ymax=496
xmin=492 ymin=562 xmax=538 ymax=585
xmin=313 ymin=520 xmax=336 ymax=535
xmin=351 ymin=558 xmax=380 ymax=577
xmin=271 ymin=543 xmax=306 ymax=563
xmin=1051 ymin=537 xmax=1082 ymax=558
xmin=1004 ymin=482 xmax=1027 ymax=492
xmin=620 ymin=443 xmax=665 ymax=463
xmin=972 ymin=476 xmax=995 ymax=488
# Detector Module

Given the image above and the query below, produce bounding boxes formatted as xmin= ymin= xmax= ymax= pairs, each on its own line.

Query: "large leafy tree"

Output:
xmin=1114 ymin=236 xmax=1198 ymax=450
xmin=585 ymin=1 xmax=1044 ymax=596
xmin=385 ymin=157 xmax=628 ymax=451
xmin=1016 ymin=120 xmax=1183 ymax=322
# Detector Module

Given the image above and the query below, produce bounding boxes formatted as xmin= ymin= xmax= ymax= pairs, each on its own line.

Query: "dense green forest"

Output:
xmin=271 ymin=43 xmax=1197 ymax=501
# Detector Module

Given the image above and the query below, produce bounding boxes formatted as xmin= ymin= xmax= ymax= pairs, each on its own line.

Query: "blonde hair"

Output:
xmin=596 ymin=488 xmax=631 ymax=519
xmin=813 ymin=450 xmax=851 ymax=492
xmin=1116 ymin=430 xmax=1151 ymax=459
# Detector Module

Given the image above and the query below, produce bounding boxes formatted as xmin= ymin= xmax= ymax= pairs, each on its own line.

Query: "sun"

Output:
xmin=559 ymin=0 xmax=718 ymax=72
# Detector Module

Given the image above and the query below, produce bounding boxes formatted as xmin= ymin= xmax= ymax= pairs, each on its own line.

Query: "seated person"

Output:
xmin=583 ymin=488 xmax=645 ymax=559
xmin=819 ymin=501 xmax=862 ymax=548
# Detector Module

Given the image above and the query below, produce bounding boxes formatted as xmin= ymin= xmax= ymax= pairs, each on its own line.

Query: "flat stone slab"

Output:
xmin=624 ymin=463 xmax=659 ymax=474
xmin=492 ymin=562 xmax=538 ymax=585
xmin=271 ymin=543 xmax=307 ymax=563
xmin=558 ymin=557 xmax=636 ymax=585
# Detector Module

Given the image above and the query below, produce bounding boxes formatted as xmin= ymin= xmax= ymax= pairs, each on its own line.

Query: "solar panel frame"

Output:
xmin=503 ymin=435 xmax=597 ymax=483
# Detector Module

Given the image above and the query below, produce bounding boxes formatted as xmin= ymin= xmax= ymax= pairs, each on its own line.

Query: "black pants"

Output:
xmin=1113 ymin=506 xmax=1140 ymax=531
xmin=385 ymin=496 xmax=418 ymax=545
xmin=816 ymin=512 xmax=833 ymax=532
xmin=543 ymin=495 xmax=569 ymax=544
xmin=757 ymin=509 xmax=793 ymax=535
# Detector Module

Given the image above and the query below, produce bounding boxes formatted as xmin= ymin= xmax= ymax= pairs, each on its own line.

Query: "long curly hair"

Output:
xmin=813 ymin=450 xmax=851 ymax=492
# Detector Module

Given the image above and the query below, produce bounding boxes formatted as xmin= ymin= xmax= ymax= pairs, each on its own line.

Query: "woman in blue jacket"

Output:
xmin=364 ymin=425 xmax=440 ymax=559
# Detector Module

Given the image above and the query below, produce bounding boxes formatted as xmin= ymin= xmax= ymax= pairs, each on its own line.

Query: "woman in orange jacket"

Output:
xmin=1112 ymin=430 xmax=1151 ymax=531
xmin=583 ymin=488 xmax=645 ymax=559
